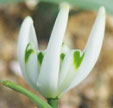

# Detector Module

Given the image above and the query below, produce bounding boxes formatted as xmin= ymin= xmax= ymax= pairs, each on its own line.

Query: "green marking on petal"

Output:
xmin=73 ymin=51 xmax=84 ymax=69
xmin=60 ymin=53 xmax=65 ymax=62
xmin=25 ymin=43 xmax=34 ymax=64
xmin=37 ymin=52 xmax=44 ymax=65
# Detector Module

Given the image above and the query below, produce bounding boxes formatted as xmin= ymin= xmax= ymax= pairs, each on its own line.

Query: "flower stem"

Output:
xmin=0 ymin=80 xmax=52 ymax=108
xmin=47 ymin=98 xmax=58 ymax=108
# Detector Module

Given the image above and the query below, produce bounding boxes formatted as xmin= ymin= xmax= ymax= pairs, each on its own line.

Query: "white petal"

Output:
xmin=62 ymin=43 xmax=70 ymax=54
xmin=57 ymin=50 xmax=76 ymax=96
xmin=57 ymin=50 xmax=84 ymax=96
xmin=24 ymin=50 xmax=40 ymax=91
xmin=10 ymin=61 xmax=22 ymax=77
xmin=37 ymin=3 xmax=69 ymax=98
xmin=25 ymin=50 xmax=39 ymax=85
xmin=63 ymin=7 xmax=106 ymax=94
xmin=17 ymin=16 xmax=38 ymax=90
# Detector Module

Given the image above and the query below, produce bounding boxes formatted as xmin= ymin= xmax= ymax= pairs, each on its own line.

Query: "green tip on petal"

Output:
xmin=37 ymin=52 xmax=44 ymax=65
xmin=60 ymin=2 xmax=70 ymax=10
xmin=25 ymin=43 xmax=34 ymax=64
xmin=60 ymin=53 xmax=65 ymax=62
xmin=73 ymin=51 xmax=84 ymax=69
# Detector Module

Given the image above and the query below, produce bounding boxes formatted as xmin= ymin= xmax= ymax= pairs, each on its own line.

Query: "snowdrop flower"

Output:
xmin=18 ymin=3 xmax=106 ymax=98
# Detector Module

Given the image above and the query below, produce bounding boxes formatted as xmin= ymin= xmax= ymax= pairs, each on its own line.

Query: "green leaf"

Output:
xmin=0 ymin=0 xmax=23 ymax=4
xmin=0 ymin=80 xmax=52 ymax=108
xmin=40 ymin=0 xmax=113 ymax=14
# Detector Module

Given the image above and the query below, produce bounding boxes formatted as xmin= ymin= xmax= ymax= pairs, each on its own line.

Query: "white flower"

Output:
xmin=18 ymin=3 xmax=106 ymax=98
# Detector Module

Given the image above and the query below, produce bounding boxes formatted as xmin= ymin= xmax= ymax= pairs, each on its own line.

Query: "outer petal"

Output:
xmin=62 ymin=7 xmax=106 ymax=94
xmin=37 ymin=3 xmax=69 ymax=98
xmin=17 ymin=16 xmax=38 ymax=90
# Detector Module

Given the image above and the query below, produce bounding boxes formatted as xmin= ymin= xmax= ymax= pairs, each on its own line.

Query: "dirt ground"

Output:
xmin=0 ymin=2 xmax=113 ymax=108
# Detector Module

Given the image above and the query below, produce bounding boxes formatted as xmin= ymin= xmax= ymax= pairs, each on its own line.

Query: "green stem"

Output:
xmin=0 ymin=80 xmax=52 ymax=108
xmin=47 ymin=98 xmax=58 ymax=108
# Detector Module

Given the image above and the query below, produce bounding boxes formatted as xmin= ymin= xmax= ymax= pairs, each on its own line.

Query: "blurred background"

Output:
xmin=0 ymin=0 xmax=113 ymax=108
